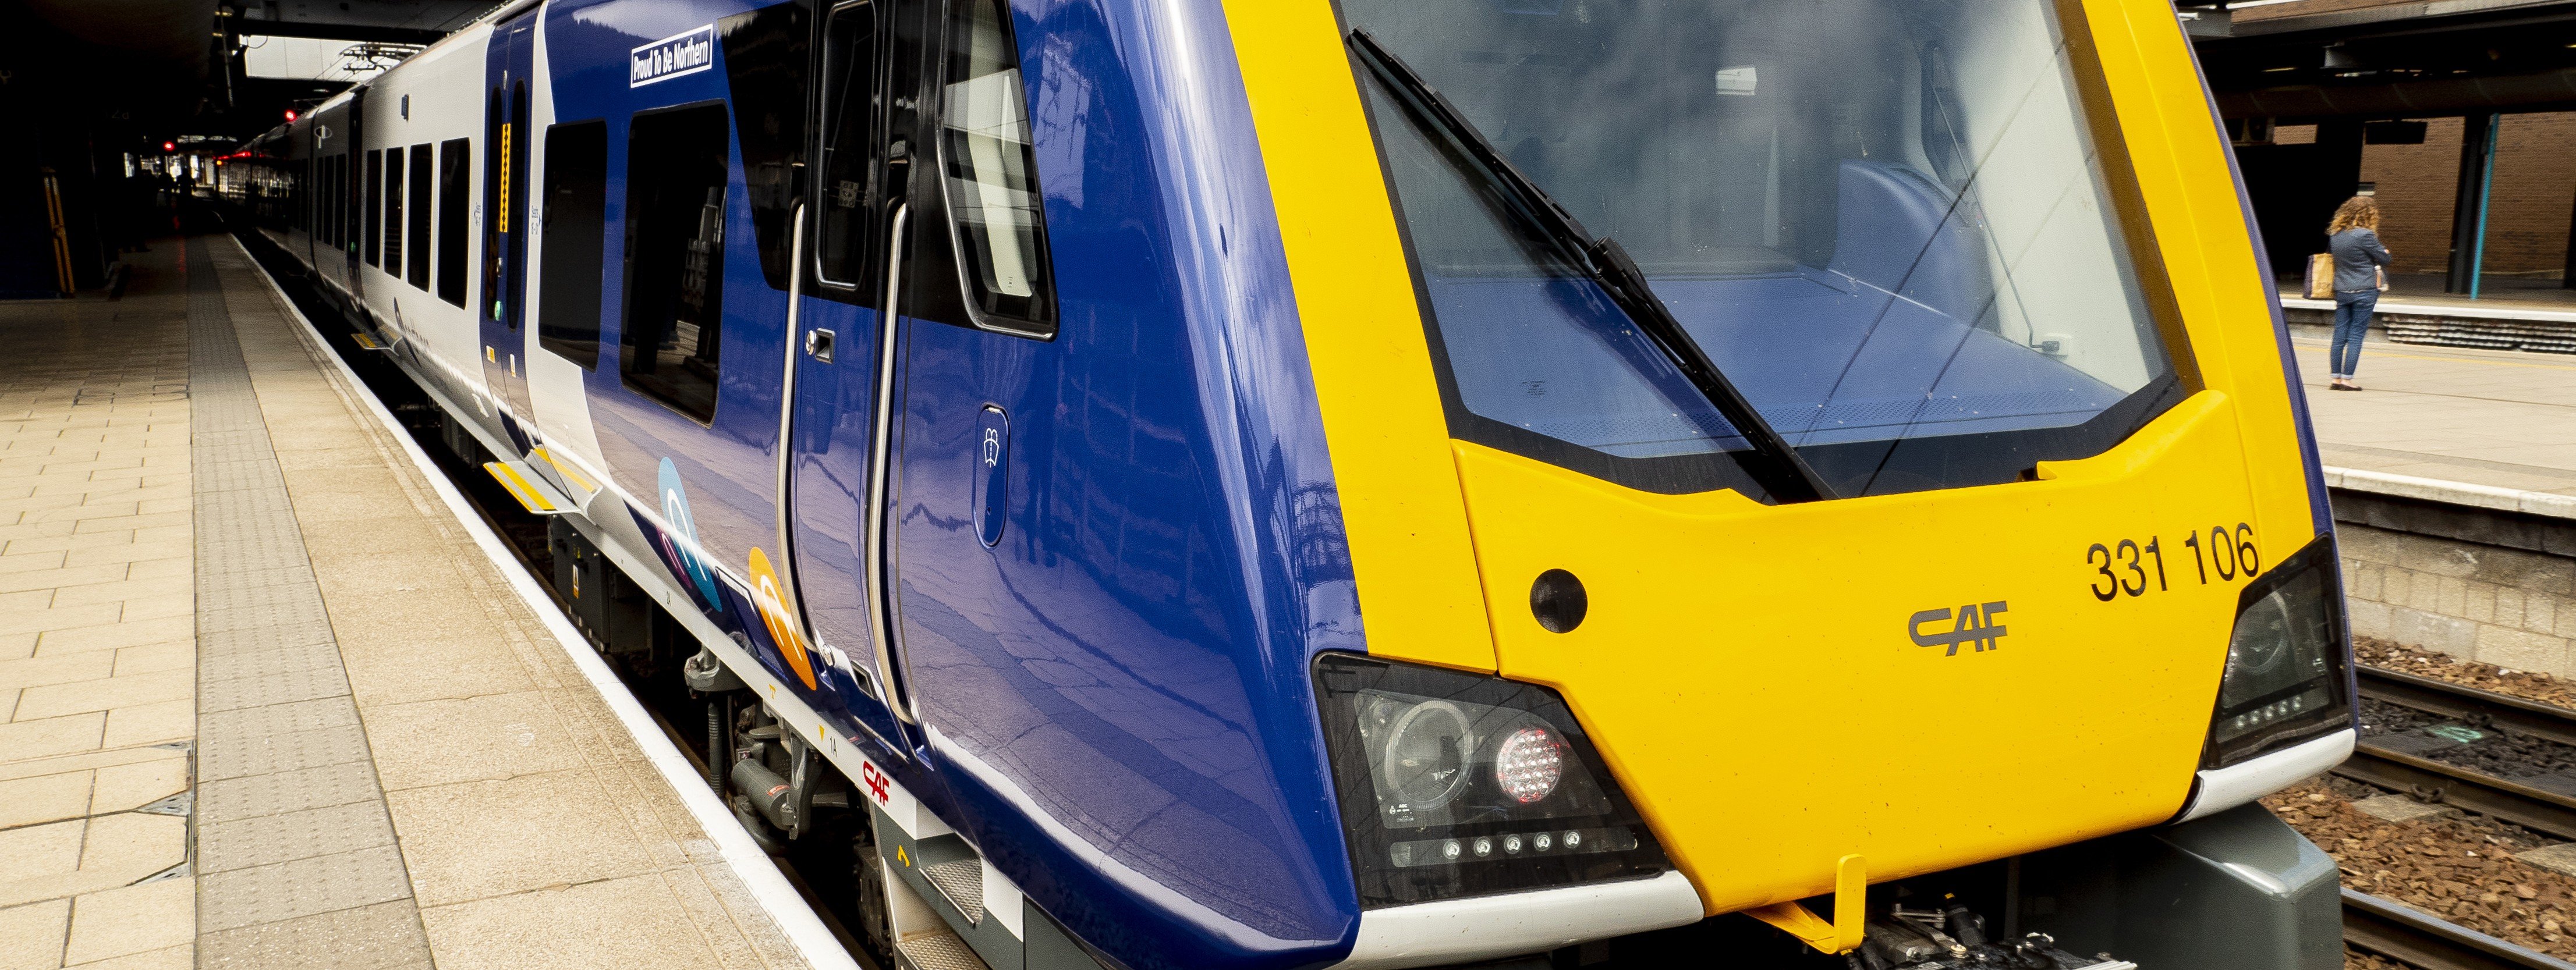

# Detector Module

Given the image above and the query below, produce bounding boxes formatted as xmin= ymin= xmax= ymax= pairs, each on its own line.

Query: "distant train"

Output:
xmin=216 ymin=0 xmax=2356 ymax=967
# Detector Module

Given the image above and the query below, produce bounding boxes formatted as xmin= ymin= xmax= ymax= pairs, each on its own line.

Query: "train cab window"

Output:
xmin=1340 ymin=0 xmax=2180 ymax=500
xmin=384 ymin=148 xmax=405 ymax=273
xmin=539 ymin=120 xmax=607 ymax=370
xmin=813 ymin=0 xmax=881 ymax=289
xmin=364 ymin=150 xmax=384 ymax=267
xmin=408 ymin=144 xmax=434 ymax=289
xmin=937 ymin=0 xmax=1055 ymax=331
xmin=619 ymin=102 xmax=731 ymax=424
xmin=437 ymin=138 xmax=471 ymax=307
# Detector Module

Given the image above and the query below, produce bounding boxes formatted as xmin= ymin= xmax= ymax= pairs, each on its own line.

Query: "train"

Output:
xmin=212 ymin=0 xmax=2357 ymax=967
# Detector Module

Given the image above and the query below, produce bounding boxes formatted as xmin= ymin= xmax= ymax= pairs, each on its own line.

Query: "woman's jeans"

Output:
xmin=2331 ymin=292 xmax=2377 ymax=378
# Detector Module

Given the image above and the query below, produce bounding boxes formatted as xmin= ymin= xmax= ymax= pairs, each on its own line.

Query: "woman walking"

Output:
xmin=2326 ymin=196 xmax=2393 ymax=390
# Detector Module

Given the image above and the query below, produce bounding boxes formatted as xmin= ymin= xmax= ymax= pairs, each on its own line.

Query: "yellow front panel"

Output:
xmin=1463 ymin=393 xmax=2279 ymax=912
xmin=1227 ymin=0 xmax=2329 ymax=917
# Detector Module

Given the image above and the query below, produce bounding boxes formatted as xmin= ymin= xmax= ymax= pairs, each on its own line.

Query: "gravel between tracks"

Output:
xmin=2359 ymin=636 xmax=2576 ymax=712
xmin=2265 ymin=779 xmax=2576 ymax=961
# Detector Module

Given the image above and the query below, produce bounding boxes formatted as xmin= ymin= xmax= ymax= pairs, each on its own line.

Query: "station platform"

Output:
xmin=0 ymin=234 xmax=823 ymax=970
xmin=2280 ymin=289 xmax=2576 ymax=356
xmin=2292 ymin=332 xmax=2576 ymax=503
xmin=2294 ymin=329 xmax=2576 ymax=685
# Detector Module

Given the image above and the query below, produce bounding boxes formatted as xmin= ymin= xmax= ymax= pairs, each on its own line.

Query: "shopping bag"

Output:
xmin=2305 ymin=253 xmax=2335 ymax=299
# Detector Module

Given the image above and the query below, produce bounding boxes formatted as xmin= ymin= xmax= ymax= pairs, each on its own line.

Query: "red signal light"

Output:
xmin=162 ymin=141 xmax=176 ymax=152
xmin=284 ymin=109 xmax=299 ymax=122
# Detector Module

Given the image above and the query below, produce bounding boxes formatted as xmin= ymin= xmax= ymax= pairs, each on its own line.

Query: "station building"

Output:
xmin=2192 ymin=0 xmax=2576 ymax=337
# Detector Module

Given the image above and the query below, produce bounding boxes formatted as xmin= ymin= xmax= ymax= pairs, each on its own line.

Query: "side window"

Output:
xmin=384 ymin=148 xmax=405 ymax=274
xmin=331 ymin=156 xmax=345 ymax=248
xmin=814 ymin=1 xmax=881 ymax=289
xmin=342 ymin=154 xmax=360 ymax=252
xmin=335 ymin=155 xmax=349 ymax=249
xmin=938 ymin=0 xmax=1054 ymax=331
xmin=408 ymin=144 xmax=434 ymax=289
xmin=321 ymin=157 xmax=336 ymax=247
xmin=538 ymin=121 xmax=607 ymax=369
xmin=718 ymin=0 xmax=809 ymax=291
xmin=437 ymin=138 xmax=472 ymax=307
xmin=364 ymin=150 xmax=383 ymax=266
xmin=619 ymin=102 xmax=731 ymax=424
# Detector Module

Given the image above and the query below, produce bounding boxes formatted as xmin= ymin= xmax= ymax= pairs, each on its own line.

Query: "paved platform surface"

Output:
xmin=2292 ymin=332 xmax=2576 ymax=499
xmin=0 ymin=234 xmax=810 ymax=970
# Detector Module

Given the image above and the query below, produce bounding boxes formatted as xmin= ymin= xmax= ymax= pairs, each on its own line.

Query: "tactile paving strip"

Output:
xmin=185 ymin=237 xmax=435 ymax=965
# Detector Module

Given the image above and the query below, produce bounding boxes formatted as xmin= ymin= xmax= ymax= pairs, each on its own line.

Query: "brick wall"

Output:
xmin=2359 ymin=118 xmax=2461 ymax=276
xmin=2281 ymin=114 xmax=2576 ymax=278
xmin=2481 ymin=113 xmax=2576 ymax=276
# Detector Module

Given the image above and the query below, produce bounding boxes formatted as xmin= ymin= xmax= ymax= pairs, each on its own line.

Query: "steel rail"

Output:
xmin=2344 ymin=888 xmax=2576 ymax=970
xmin=2361 ymin=666 xmax=2576 ymax=749
xmin=2343 ymin=667 xmax=2576 ymax=840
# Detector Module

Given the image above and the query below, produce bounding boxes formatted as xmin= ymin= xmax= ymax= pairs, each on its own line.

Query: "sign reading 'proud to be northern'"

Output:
xmin=630 ymin=25 xmax=715 ymax=88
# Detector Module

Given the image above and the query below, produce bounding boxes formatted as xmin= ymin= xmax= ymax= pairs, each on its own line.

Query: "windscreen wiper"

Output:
xmin=1347 ymin=29 xmax=1836 ymax=503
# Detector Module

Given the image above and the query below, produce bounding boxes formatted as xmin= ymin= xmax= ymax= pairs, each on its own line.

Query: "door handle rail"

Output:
xmin=772 ymin=200 xmax=825 ymax=659
xmin=863 ymin=202 xmax=916 ymax=724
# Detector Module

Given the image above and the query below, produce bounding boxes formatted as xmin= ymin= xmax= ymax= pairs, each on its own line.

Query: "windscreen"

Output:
xmin=1343 ymin=0 xmax=2182 ymax=499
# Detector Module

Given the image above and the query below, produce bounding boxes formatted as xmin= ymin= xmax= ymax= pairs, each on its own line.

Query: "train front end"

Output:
xmin=1230 ymin=0 xmax=2355 ymax=964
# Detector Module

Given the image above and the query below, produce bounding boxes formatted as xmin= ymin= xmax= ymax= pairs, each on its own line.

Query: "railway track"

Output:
xmin=2343 ymin=667 xmax=2576 ymax=841
xmin=2346 ymin=887 xmax=2576 ymax=970
xmin=2341 ymin=666 xmax=2576 ymax=970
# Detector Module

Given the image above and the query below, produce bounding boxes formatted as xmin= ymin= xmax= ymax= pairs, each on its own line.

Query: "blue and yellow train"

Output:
xmin=217 ymin=0 xmax=2356 ymax=967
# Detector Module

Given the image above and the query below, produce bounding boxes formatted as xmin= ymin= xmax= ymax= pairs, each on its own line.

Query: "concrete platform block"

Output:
xmin=2352 ymin=794 xmax=2459 ymax=824
xmin=2516 ymin=843 xmax=2576 ymax=877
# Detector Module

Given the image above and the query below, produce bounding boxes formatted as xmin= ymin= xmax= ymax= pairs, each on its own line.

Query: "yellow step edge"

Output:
xmin=483 ymin=460 xmax=576 ymax=517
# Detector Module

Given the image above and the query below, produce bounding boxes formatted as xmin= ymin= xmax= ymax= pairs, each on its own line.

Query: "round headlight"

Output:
xmin=1494 ymin=726 xmax=1565 ymax=804
xmin=2227 ymin=589 xmax=2294 ymax=684
xmin=1379 ymin=701 xmax=1472 ymax=809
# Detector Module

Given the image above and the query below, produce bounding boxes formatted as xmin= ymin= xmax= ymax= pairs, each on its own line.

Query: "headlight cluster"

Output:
xmin=1314 ymin=655 xmax=1666 ymax=907
xmin=2204 ymin=535 xmax=2352 ymax=770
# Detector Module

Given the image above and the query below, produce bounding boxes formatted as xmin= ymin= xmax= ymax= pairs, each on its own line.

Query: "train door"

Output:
xmin=345 ymin=88 xmax=367 ymax=292
xmin=480 ymin=10 xmax=539 ymax=431
xmin=785 ymin=0 xmax=915 ymax=749
xmin=877 ymin=0 xmax=1064 ymax=776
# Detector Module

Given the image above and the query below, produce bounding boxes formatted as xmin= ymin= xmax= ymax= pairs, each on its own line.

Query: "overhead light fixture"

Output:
xmin=2265 ymin=66 xmax=2297 ymax=72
